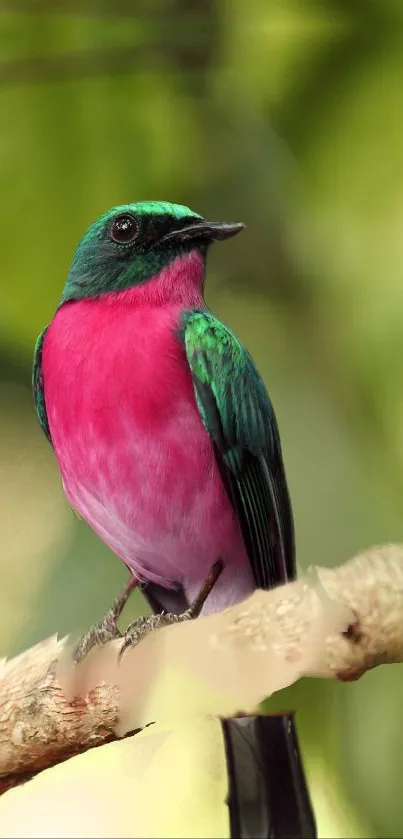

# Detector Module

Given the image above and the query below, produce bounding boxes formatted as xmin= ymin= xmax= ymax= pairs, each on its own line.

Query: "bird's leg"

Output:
xmin=73 ymin=574 xmax=138 ymax=664
xmin=118 ymin=558 xmax=224 ymax=659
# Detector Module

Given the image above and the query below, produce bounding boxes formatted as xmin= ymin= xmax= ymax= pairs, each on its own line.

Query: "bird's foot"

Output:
xmin=118 ymin=612 xmax=181 ymax=657
xmin=73 ymin=574 xmax=138 ymax=664
xmin=119 ymin=558 xmax=224 ymax=659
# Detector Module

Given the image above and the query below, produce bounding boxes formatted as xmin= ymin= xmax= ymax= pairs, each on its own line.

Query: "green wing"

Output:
xmin=33 ymin=327 xmax=52 ymax=445
xmin=181 ymin=309 xmax=295 ymax=588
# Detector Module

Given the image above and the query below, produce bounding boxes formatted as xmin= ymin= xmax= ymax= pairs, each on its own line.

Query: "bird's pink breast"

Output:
xmin=42 ymin=265 xmax=253 ymax=611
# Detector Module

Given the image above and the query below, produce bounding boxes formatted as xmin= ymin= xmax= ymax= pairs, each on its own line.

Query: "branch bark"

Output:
xmin=1 ymin=542 xmax=402 ymax=795
xmin=0 ymin=635 xmax=121 ymax=793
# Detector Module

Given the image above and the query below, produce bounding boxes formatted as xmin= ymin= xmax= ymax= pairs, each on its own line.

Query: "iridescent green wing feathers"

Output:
xmin=33 ymin=327 xmax=52 ymax=445
xmin=181 ymin=310 xmax=295 ymax=588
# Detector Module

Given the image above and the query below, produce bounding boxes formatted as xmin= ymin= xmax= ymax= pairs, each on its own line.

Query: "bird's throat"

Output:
xmin=114 ymin=249 xmax=206 ymax=308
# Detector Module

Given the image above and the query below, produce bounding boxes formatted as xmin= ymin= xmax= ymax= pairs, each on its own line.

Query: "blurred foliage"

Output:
xmin=1 ymin=1 xmax=403 ymax=836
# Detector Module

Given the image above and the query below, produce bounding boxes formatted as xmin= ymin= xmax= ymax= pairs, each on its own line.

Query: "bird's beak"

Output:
xmin=160 ymin=219 xmax=245 ymax=246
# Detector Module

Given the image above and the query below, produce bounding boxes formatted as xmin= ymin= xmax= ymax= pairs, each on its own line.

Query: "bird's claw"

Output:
xmin=118 ymin=558 xmax=224 ymax=660
xmin=73 ymin=609 xmax=122 ymax=664
xmin=118 ymin=612 xmax=182 ymax=659
xmin=73 ymin=574 xmax=138 ymax=664
xmin=74 ymin=559 xmax=224 ymax=664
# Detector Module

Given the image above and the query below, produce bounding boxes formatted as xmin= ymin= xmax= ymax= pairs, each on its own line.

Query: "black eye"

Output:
xmin=110 ymin=214 xmax=139 ymax=244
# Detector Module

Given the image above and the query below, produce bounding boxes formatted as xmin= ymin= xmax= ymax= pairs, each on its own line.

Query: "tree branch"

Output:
xmin=0 ymin=635 xmax=120 ymax=793
xmin=0 ymin=543 xmax=402 ymax=794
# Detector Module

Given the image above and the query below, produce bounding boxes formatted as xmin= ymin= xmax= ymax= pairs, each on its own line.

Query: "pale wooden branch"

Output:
xmin=0 ymin=635 xmax=121 ymax=793
xmin=0 ymin=558 xmax=224 ymax=791
xmin=1 ymin=543 xmax=402 ymax=795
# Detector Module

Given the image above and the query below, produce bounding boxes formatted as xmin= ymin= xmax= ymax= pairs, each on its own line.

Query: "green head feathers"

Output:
xmin=60 ymin=201 xmax=244 ymax=304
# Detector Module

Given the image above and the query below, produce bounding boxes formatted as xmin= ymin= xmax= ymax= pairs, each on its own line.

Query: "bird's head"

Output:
xmin=60 ymin=201 xmax=244 ymax=305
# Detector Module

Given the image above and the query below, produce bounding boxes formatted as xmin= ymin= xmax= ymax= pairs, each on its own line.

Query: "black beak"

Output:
xmin=161 ymin=219 xmax=245 ymax=246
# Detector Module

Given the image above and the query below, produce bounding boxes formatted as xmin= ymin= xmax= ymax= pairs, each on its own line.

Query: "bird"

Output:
xmin=33 ymin=201 xmax=316 ymax=837
xmin=33 ymin=201 xmax=294 ymax=615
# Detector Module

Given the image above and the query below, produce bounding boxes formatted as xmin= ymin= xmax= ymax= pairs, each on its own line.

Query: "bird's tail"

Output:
xmin=223 ymin=714 xmax=316 ymax=839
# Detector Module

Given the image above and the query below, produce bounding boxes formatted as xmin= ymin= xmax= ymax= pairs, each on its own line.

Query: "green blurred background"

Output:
xmin=1 ymin=1 xmax=403 ymax=835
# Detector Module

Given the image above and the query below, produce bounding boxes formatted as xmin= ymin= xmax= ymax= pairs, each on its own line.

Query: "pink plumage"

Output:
xmin=42 ymin=251 xmax=254 ymax=613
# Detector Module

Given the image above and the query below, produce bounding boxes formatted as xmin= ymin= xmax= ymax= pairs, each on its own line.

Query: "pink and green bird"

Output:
xmin=33 ymin=201 xmax=294 ymax=614
xmin=33 ymin=202 xmax=315 ymax=836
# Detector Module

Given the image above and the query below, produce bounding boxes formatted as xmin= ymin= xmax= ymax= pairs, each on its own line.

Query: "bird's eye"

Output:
xmin=110 ymin=214 xmax=139 ymax=244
